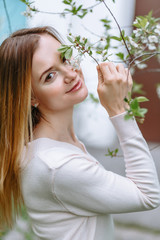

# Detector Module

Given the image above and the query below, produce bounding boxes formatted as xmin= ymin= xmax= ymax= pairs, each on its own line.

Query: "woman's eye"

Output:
xmin=45 ymin=72 xmax=56 ymax=82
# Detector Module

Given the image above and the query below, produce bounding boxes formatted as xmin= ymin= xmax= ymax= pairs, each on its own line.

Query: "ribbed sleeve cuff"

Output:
xmin=109 ymin=112 xmax=141 ymax=142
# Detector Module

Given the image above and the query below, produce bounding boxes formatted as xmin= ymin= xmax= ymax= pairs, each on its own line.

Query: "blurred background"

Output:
xmin=0 ymin=0 xmax=160 ymax=239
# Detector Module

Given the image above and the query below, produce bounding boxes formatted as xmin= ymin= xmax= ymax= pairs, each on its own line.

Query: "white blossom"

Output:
xmin=133 ymin=29 xmax=141 ymax=37
xmin=135 ymin=60 xmax=147 ymax=69
xmin=147 ymin=43 xmax=157 ymax=50
xmin=133 ymin=19 xmax=138 ymax=25
xmin=66 ymin=56 xmax=82 ymax=70
xmin=128 ymin=37 xmax=139 ymax=48
xmin=148 ymin=35 xmax=159 ymax=43
xmin=156 ymin=24 xmax=160 ymax=30
xmin=130 ymin=67 xmax=135 ymax=75
xmin=137 ymin=63 xmax=147 ymax=69
xmin=141 ymin=37 xmax=148 ymax=44
xmin=154 ymin=24 xmax=160 ymax=34
xmin=154 ymin=29 xmax=160 ymax=35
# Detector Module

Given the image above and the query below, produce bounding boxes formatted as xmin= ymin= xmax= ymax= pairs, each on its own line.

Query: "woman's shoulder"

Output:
xmin=23 ymin=137 xmax=97 ymax=170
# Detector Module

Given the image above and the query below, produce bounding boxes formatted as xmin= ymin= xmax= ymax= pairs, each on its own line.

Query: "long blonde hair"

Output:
xmin=0 ymin=26 xmax=64 ymax=229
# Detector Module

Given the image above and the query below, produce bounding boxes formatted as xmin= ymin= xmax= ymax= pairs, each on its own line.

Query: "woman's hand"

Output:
xmin=96 ymin=62 xmax=133 ymax=117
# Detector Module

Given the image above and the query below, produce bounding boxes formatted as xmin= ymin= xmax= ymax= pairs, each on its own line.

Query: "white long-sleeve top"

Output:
xmin=21 ymin=113 xmax=160 ymax=240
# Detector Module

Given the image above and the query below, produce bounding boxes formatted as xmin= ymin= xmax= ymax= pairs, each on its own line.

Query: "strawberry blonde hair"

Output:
xmin=0 ymin=26 xmax=64 ymax=229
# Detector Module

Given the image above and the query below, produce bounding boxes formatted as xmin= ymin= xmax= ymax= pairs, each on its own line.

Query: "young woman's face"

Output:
xmin=31 ymin=34 xmax=88 ymax=114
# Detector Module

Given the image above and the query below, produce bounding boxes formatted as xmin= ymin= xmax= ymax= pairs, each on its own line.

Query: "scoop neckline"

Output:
xmin=30 ymin=137 xmax=87 ymax=154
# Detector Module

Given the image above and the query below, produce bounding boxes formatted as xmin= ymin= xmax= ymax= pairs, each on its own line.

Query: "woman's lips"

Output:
xmin=66 ymin=80 xmax=82 ymax=93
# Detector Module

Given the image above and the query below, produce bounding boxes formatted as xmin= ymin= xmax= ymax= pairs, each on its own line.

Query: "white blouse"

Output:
xmin=21 ymin=112 xmax=160 ymax=240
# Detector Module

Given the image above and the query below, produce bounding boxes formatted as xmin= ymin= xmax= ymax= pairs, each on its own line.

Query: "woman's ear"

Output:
xmin=31 ymin=96 xmax=39 ymax=108
xmin=31 ymin=89 xmax=39 ymax=108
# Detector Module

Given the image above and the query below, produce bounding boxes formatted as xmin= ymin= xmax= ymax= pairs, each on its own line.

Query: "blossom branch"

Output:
xmin=27 ymin=1 xmax=102 ymax=16
xmin=101 ymin=0 xmax=133 ymax=61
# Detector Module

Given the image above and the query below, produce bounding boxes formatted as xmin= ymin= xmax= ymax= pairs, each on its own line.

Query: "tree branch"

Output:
xmin=37 ymin=2 xmax=102 ymax=15
xmin=129 ymin=52 xmax=160 ymax=67
xmin=101 ymin=0 xmax=133 ymax=61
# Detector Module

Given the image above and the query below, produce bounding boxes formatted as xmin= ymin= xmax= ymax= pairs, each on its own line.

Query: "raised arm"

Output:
xmin=53 ymin=63 xmax=160 ymax=216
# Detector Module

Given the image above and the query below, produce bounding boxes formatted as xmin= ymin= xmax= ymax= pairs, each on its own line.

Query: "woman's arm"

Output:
xmin=52 ymin=63 xmax=160 ymax=216
xmin=53 ymin=114 xmax=160 ymax=216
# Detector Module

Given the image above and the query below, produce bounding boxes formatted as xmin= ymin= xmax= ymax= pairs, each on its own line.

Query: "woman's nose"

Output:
xmin=63 ymin=65 xmax=78 ymax=84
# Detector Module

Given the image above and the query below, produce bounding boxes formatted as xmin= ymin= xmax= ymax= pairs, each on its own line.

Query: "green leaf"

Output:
xmin=115 ymin=148 xmax=119 ymax=154
xmin=77 ymin=4 xmax=83 ymax=12
xmin=57 ymin=45 xmax=70 ymax=53
xmin=75 ymin=36 xmax=80 ymax=42
xmin=133 ymin=23 xmax=141 ymax=28
xmin=110 ymin=36 xmax=121 ymax=41
xmin=121 ymin=29 xmax=125 ymax=37
xmin=89 ymin=93 xmax=99 ymax=103
xmin=130 ymin=99 xmax=139 ymax=109
xmin=67 ymin=36 xmax=74 ymax=43
xmin=132 ymin=82 xmax=145 ymax=94
xmin=116 ymin=52 xmax=124 ymax=60
xmin=124 ymin=114 xmax=133 ymax=120
xmin=141 ymin=18 xmax=148 ymax=28
xmin=63 ymin=0 xmax=70 ymax=4
xmin=96 ymin=50 xmax=102 ymax=54
xmin=64 ymin=48 xmax=73 ymax=59
xmin=136 ymin=96 xmax=149 ymax=103
xmin=136 ymin=108 xmax=148 ymax=117
xmin=148 ymin=10 xmax=153 ymax=19
xmin=88 ymin=50 xmax=92 ymax=56
xmin=84 ymin=38 xmax=88 ymax=44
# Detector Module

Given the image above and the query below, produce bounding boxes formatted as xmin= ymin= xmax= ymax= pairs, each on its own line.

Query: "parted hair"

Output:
xmin=0 ymin=26 xmax=63 ymax=229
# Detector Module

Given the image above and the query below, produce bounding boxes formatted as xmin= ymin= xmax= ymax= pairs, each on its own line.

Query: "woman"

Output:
xmin=0 ymin=26 xmax=160 ymax=240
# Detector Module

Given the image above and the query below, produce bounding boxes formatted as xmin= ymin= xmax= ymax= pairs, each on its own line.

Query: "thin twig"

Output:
xmin=37 ymin=2 xmax=102 ymax=15
xmin=82 ymin=24 xmax=102 ymax=38
xmin=129 ymin=52 xmax=160 ymax=67
xmin=101 ymin=0 xmax=133 ymax=61
xmin=89 ymin=54 xmax=100 ymax=66
xmin=3 ymin=0 xmax=12 ymax=33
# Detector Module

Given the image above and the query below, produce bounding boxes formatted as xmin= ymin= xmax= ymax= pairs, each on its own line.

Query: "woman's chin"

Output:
xmin=75 ymin=87 xmax=88 ymax=104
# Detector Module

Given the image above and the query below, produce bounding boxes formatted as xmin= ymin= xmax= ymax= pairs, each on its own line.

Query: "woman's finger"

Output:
xmin=106 ymin=62 xmax=117 ymax=75
xmin=98 ymin=63 xmax=112 ymax=83
xmin=96 ymin=65 xmax=104 ymax=85
xmin=116 ymin=63 xmax=125 ymax=75
xmin=125 ymin=68 xmax=133 ymax=91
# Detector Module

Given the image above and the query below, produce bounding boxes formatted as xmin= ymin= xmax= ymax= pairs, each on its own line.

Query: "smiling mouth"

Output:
xmin=66 ymin=80 xmax=82 ymax=93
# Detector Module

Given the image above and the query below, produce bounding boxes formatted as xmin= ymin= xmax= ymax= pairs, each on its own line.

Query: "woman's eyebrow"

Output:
xmin=39 ymin=66 xmax=54 ymax=81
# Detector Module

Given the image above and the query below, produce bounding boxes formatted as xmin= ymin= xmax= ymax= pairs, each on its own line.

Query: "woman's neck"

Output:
xmin=33 ymin=107 xmax=77 ymax=144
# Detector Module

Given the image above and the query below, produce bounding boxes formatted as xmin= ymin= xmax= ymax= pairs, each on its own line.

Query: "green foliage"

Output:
xmin=19 ymin=0 xmax=38 ymax=16
xmin=105 ymin=148 xmax=119 ymax=158
xmin=124 ymin=93 xmax=149 ymax=123
xmin=58 ymin=34 xmax=96 ymax=60
xmin=116 ymin=52 xmax=124 ymax=61
xmin=19 ymin=0 xmax=160 ymax=123
xmin=89 ymin=93 xmax=99 ymax=104
xmin=100 ymin=18 xmax=111 ymax=30
xmin=132 ymin=81 xmax=145 ymax=94
xmin=62 ymin=0 xmax=91 ymax=18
